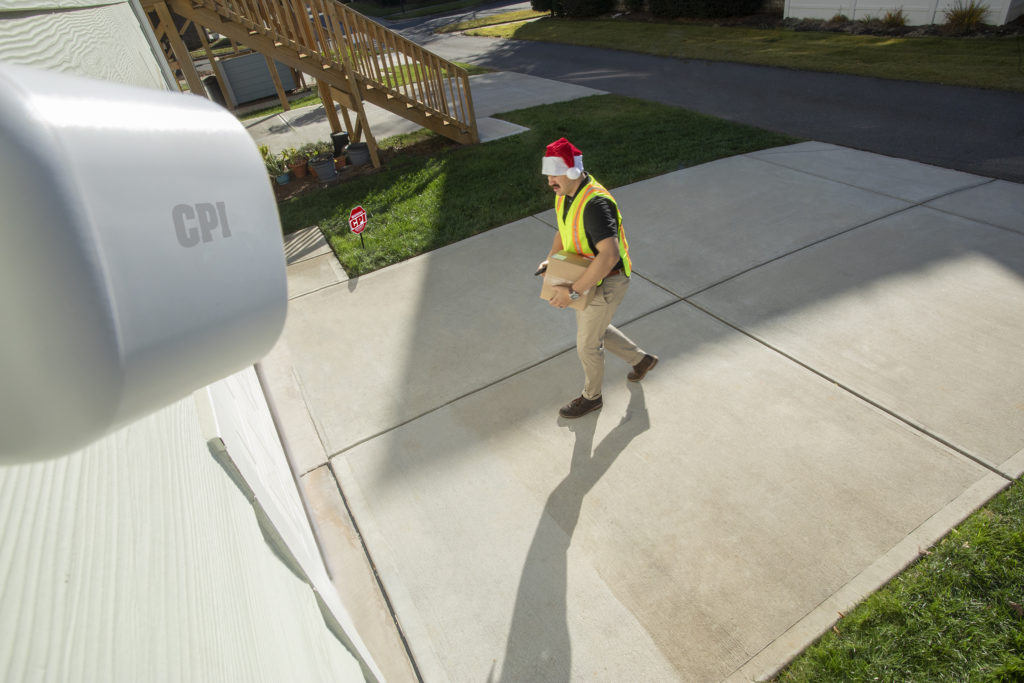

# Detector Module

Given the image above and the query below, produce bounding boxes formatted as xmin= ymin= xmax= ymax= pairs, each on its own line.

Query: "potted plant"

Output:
xmin=306 ymin=140 xmax=337 ymax=182
xmin=260 ymin=145 xmax=290 ymax=185
xmin=283 ymin=146 xmax=308 ymax=179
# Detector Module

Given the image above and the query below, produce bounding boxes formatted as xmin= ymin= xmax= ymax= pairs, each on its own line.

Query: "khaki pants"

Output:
xmin=575 ymin=274 xmax=646 ymax=400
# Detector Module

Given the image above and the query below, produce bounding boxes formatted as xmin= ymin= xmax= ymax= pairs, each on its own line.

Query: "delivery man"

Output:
xmin=539 ymin=137 xmax=658 ymax=419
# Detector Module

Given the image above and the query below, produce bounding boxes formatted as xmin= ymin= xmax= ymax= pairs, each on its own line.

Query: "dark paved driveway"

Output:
xmin=397 ymin=10 xmax=1024 ymax=183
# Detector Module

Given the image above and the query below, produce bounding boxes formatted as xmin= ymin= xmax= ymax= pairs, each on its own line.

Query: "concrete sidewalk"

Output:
xmin=253 ymin=74 xmax=1024 ymax=681
xmin=264 ymin=149 xmax=1024 ymax=681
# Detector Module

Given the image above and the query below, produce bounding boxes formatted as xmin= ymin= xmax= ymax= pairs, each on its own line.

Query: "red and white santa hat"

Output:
xmin=541 ymin=137 xmax=584 ymax=179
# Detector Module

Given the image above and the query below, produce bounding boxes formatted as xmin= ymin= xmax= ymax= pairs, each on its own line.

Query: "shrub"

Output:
xmin=829 ymin=13 xmax=849 ymax=23
xmin=560 ymin=0 xmax=613 ymax=17
xmin=259 ymin=145 xmax=286 ymax=176
xmin=649 ymin=0 xmax=761 ymax=19
xmin=881 ymin=7 xmax=908 ymax=27
xmin=531 ymin=0 xmax=568 ymax=14
xmin=624 ymin=0 xmax=644 ymax=12
xmin=944 ymin=0 xmax=990 ymax=30
xmin=648 ymin=0 xmax=677 ymax=17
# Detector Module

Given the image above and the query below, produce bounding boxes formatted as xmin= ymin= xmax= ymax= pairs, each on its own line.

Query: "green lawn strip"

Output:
xmin=239 ymin=92 xmax=322 ymax=121
xmin=275 ymin=93 xmax=797 ymax=276
xmin=437 ymin=9 xmax=548 ymax=32
xmin=775 ymin=477 xmax=1024 ymax=682
xmin=468 ymin=18 xmax=1024 ymax=92
xmin=380 ymin=60 xmax=490 ymax=86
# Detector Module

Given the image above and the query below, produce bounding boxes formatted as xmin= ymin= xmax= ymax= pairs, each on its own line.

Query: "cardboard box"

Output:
xmin=540 ymin=250 xmax=596 ymax=311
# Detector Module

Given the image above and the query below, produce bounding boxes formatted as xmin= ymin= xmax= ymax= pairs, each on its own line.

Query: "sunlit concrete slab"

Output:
xmin=284 ymin=227 xmax=347 ymax=299
xmin=477 ymin=116 xmax=528 ymax=142
xmin=748 ymin=142 xmax=989 ymax=203
xmin=692 ymin=205 xmax=1024 ymax=474
xmin=284 ymin=225 xmax=333 ymax=264
xmin=286 ymin=254 xmax=349 ymax=300
xmin=926 ymin=178 xmax=1024 ymax=235
xmin=331 ymin=301 xmax=1000 ymax=683
xmin=466 ymin=71 xmax=604 ymax=116
xmin=603 ymin=154 xmax=913 ymax=297
xmin=282 ymin=217 xmax=678 ymax=456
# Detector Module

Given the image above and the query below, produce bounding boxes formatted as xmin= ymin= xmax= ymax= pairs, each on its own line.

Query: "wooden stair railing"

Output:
xmin=144 ymin=0 xmax=479 ymax=164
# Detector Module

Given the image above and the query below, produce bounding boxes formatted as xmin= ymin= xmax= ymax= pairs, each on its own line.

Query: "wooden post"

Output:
xmin=197 ymin=22 xmax=235 ymax=109
xmin=460 ymin=71 xmax=479 ymax=144
xmin=266 ymin=55 xmax=290 ymax=111
xmin=153 ymin=1 xmax=205 ymax=95
xmin=317 ymin=79 xmax=342 ymax=134
xmin=339 ymin=106 xmax=354 ymax=136
xmin=326 ymin=1 xmax=380 ymax=168
xmin=327 ymin=86 xmax=356 ymax=134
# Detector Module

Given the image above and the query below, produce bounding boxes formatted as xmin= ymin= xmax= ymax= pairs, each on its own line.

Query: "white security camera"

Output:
xmin=0 ymin=63 xmax=287 ymax=461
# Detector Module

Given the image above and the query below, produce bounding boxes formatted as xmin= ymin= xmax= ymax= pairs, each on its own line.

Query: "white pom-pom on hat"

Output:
xmin=542 ymin=137 xmax=583 ymax=179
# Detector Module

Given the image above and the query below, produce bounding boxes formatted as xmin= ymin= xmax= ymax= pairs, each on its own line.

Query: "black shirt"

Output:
xmin=562 ymin=175 xmax=625 ymax=273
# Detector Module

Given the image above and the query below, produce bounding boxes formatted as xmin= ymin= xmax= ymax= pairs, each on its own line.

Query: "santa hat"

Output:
xmin=541 ymin=137 xmax=584 ymax=179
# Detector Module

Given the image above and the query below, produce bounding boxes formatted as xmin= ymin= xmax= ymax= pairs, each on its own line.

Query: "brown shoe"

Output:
xmin=628 ymin=354 xmax=658 ymax=382
xmin=559 ymin=394 xmax=603 ymax=419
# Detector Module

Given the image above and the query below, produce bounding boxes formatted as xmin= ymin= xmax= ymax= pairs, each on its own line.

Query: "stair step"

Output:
xmin=171 ymin=0 xmax=477 ymax=145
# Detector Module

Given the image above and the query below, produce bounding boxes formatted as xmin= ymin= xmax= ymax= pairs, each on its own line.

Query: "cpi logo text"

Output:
xmin=173 ymin=202 xmax=232 ymax=247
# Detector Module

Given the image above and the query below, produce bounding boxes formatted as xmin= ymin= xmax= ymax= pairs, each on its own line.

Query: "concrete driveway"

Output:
xmin=261 ymin=133 xmax=1024 ymax=680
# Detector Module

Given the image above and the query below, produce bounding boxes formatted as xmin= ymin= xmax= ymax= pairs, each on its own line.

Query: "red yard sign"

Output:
xmin=349 ymin=206 xmax=367 ymax=235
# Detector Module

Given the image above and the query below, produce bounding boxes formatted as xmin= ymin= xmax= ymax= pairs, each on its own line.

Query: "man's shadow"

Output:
xmin=497 ymin=383 xmax=650 ymax=683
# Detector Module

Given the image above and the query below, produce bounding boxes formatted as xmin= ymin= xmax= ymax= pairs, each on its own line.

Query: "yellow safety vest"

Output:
xmin=555 ymin=175 xmax=632 ymax=278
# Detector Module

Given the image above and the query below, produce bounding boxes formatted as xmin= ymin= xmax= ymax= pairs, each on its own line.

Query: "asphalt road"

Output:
xmin=395 ymin=6 xmax=1024 ymax=183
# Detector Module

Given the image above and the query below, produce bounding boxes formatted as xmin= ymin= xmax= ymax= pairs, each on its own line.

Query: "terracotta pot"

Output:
xmin=288 ymin=160 xmax=308 ymax=179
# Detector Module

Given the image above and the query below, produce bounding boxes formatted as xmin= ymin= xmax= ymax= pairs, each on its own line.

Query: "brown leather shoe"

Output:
xmin=628 ymin=354 xmax=658 ymax=382
xmin=559 ymin=394 xmax=603 ymax=419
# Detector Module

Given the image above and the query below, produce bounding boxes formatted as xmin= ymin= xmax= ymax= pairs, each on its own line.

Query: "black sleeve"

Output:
xmin=581 ymin=196 xmax=619 ymax=252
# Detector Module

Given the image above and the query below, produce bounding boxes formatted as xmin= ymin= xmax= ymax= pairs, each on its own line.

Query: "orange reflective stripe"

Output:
xmin=568 ymin=183 xmax=601 ymax=257
xmin=554 ymin=176 xmax=631 ymax=276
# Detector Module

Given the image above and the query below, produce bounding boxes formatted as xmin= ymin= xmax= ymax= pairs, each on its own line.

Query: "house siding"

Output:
xmin=0 ymin=2 xmax=376 ymax=680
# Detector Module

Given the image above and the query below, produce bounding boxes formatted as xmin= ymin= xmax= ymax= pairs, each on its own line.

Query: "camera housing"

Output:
xmin=0 ymin=63 xmax=288 ymax=460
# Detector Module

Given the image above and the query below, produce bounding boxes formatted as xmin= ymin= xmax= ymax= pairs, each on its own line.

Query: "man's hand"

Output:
xmin=549 ymin=284 xmax=573 ymax=309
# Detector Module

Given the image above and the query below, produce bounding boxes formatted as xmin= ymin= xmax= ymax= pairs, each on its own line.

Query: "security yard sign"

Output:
xmin=349 ymin=206 xmax=367 ymax=235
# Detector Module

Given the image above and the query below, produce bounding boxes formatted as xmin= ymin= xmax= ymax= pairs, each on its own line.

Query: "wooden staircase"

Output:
xmin=144 ymin=0 xmax=479 ymax=167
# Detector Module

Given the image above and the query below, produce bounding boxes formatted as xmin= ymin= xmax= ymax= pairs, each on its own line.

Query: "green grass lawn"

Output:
xmin=437 ymin=8 xmax=548 ymax=32
xmin=275 ymin=93 xmax=797 ymax=276
xmin=468 ymin=17 xmax=1024 ymax=92
xmin=239 ymin=92 xmax=322 ymax=121
xmin=775 ymin=478 xmax=1024 ymax=682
